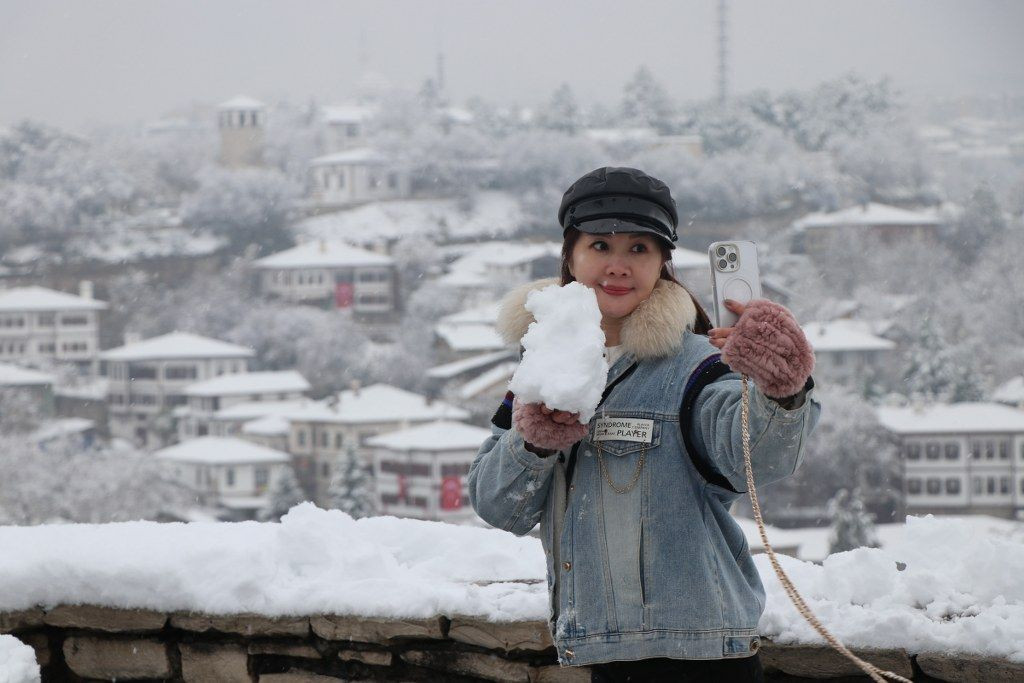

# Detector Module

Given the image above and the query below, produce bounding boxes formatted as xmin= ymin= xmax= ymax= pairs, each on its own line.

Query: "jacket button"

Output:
xmin=750 ymin=638 xmax=760 ymax=652
xmin=564 ymin=648 xmax=574 ymax=659
xmin=563 ymin=561 xmax=571 ymax=571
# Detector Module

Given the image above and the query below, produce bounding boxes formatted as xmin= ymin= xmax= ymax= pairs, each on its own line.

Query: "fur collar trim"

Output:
xmin=496 ymin=278 xmax=698 ymax=360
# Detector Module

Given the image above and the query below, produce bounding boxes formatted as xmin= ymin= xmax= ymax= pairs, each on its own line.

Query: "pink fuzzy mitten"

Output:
xmin=720 ymin=299 xmax=814 ymax=398
xmin=512 ymin=400 xmax=589 ymax=452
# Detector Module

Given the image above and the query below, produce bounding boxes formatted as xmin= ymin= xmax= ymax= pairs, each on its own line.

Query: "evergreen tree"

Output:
xmin=945 ymin=184 xmax=1006 ymax=264
xmin=902 ymin=316 xmax=984 ymax=403
xmin=620 ymin=66 xmax=676 ymax=133
xmin=259 ymin=466 xmax=306 ymax=521
xmin=537 ymin=83 xmax=580 ymax=135
xmin=326 ymin=448 xmax=375 ymax=519
xmin=827 ymin=488 xmax=879 ymax=555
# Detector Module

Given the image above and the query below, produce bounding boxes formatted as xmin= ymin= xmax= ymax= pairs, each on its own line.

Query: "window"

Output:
xmin=195 ymin=468 xmax=202 ymax=486
xmin=905 ymin=443 xmax=921 ymax=460
xmin=387 ymin=172 xmax=398 ymax=189
xmin=321 ymin=462 xmax=330 ymax=478
xmin=985 ymin=441 xmax=995 ymax=459
xmin=973 ymin=477 xmax=982 ymax=494
xmin=226 ymin=468 xmax=235 ymax=486
xmin=38 ymin=342 xmax=56 ymax=353
xmin=255 ymin=467 xmax=268 ymax=487
xmin=925 ymin=443 xmax=940 ymax=460
xmin=166 ymin=395 xmax=188 ymax=407
xmin=165 ymin=366 xmax=197 ymax=380
xmin=297 ymin=430 xmax=307 ymax=447
xmin=334 ymin=433 xmax=343 ymax=449
xmin=833 ymin=351 xmax=845 ymax=366
xmin=926 ymin=478 xmax=941 ymax=495
xmin=998 ymin=440 xmax=1010 ymax=459
xmin=945 ymin=478 xmax=961 ymax=494
xmin=346 ymin=123 xmax=359 ymax=137
xmin=970 ymin=441 xmax=982 ymax=459
xmin=441 ymin=463 xmax=471 ymax=477
xmin=987 ymin=477 xmax=996 ymax=494
xmin=37 ymin=313 xmax=54 ymax=326
xmin=944 ymin=443 xmax=960 ymax=460
xmin=369 ymin=174 xmax=380 ymax=189
xmin=60 ymin=315 xmax=88 ymax=326
xmin=1000 ymin=476 xmax=1010 ymax=494
xmin=380 ymin=461 xmax=430 ymax=476
xmin=320 ymin=431 xmax=328 ymax=448
xmin=129 ymin=365 xmax=157 ymax=380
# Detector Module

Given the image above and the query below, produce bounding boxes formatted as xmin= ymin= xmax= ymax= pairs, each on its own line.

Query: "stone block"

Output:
xmin=338 ymin=648 xmax=392 ymax=666
xmin=45 ymin=604 xmax=167 ymax=632
xmin=759 ymin=641 xmax=913 ymax=679
xmin=0 ymin=608 xmax=44 ymax=633
xmin=19 ymin=632 xmax=50 ymax=668
xmin=449 ymin=618 xmax=553 ymax=652
xmin=402 ymin=649 xmax=532 ymax=682
xmin=248 ymin=641 xmax=323 ymax=659
xmin=172 ymin=612 xmax=309 ymax=637
xmin=63 ymin=636 xmax=170 ymax=679
xmin=180 ymin=643 xmax=251 ymax=682
xmin=916 ymin=651 xmax=1024 ymax=682
xmin=260 ymin=673 xmax=346 ymax=682
xmin=310 ymin=615 xmax=444 ymax=643
xmin=530 ymin=664 xmax=592 ymax=682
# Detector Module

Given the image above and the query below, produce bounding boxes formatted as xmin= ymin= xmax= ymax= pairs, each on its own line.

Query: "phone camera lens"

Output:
xmin=718 ymin=259 xmax=728 ymax=269
xmin=716 ymin=246 xmax=726 ymax=256
xmin=727 ymin=253 xmax=737 ymax=262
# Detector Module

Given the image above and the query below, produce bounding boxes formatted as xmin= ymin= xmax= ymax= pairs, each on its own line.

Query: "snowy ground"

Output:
xmin=0 ymin=635 xmax=40 ymax=683
xmin=0 ymin=505 xmax=1021 ymax=663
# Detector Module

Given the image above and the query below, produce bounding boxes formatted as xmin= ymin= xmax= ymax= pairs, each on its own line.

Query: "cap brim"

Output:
xmin=571 ymin=218 xmax=676 ymax=249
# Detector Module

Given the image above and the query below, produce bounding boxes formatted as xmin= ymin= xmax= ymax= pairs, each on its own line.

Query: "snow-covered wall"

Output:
xmin=1 ymin=505 xmax=1023 ymax=681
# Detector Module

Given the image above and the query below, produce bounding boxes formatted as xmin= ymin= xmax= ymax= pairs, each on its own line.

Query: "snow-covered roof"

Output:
xmin=437 ymin=242 xmax=560 ymax=288
xmin=287 ymin=384 xmax=469 ymax=425
xmin=458 ymin=361 xmax=517 ymax=401
xmin=184 ymin=371 xmax=310 ymax=398
xmin=241 ymin=414 xmax=291 ymax=436
xmin=309 ymin=148 xmax=387 ymax=166
xmin=439 ymin=303 xmax=502 ymax=327
xmin=218 ymin=496 xmax=271 ymax=510
xmin=30 ymin=418 xmax=94 ymax=442
xmin=155 ymin=436 xmax=289 ymax=465
xmin=294 ymin=192 xmax=524 ymax=247
xmin=99 ymin=332 xmax=254 ymax=362
xmin=0 ymin=286 xmax=107 ymax=312
xmin=322 ymin=104 xmax=376 ymax=124
xmin=802 ymin=320 xmax=896 ymax=352
xmin=214 ymin=399 xmax=312 ymax=422
xmin=426 ymin=349 xmax=515 ymax=380
xmin=876 ymin=402 xmax=1024 ymax=435
xmin=217 ymin=96 xmax=265 ymax=110
xmin=794 ymin=203 xmax=941 ymax=231
xmin=583 ymin=127 xmax=659 ymax=143
xmin=670 ymin=247 xmax=709 ymax=270
xmin=992 ymin=376 xmax=1024 ymax=404
xmin=366 ymin=419 xmax=492 ymax=451
xmin=0 ymin=362 xmax=55 ymax=387
xmin=253 ymin=240 xmax=393 ymax=269
xmin=435 ymin=323 xmax=508 ymax=353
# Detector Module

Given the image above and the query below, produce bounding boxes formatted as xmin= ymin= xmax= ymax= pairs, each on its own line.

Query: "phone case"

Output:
xmin=708 ymin=240 xmax=762 ymax=328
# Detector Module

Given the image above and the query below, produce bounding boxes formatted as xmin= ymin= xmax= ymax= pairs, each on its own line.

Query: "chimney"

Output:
xmin=79 ymin=280 xmax=94 ymax=300
xmin=349 ymin=379 xmax=361 ymax=397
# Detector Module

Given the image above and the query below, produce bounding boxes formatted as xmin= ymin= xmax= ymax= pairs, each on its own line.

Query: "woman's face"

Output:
xmin=568 ymin=232 xmax=664 ymax=322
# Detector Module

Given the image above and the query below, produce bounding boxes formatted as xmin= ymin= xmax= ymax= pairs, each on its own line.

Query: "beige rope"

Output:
xmin=739 ymin=375 xmax=912 ymax=683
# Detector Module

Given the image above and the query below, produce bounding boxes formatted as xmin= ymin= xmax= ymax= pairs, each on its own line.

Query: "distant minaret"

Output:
xmin=436 ymin=51 xmax=446 ymax=100
xmin=217 ymin=96 xmax=265 ymax=167
xmin=717 ymin=0 xmax=729 ymax=105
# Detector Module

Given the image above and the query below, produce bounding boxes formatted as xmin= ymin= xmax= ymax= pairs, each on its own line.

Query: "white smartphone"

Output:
xmin=708 ymin=240 xmax=762 ymax=328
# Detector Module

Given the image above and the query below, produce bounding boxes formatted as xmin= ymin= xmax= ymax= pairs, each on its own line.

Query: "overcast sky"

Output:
xmin=2 ymin=0 xmax=1022 ymax=131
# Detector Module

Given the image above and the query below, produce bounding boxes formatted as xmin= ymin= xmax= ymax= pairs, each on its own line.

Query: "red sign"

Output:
xmin=334 ymin=282 xmax=354 ymax=308
xmin=397 ymin=474 xmax=408 ymax=503
xmin=441 ymin=476 xmax=463 ymax=510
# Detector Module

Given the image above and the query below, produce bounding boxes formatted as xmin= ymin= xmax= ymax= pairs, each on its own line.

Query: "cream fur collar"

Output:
xmin=496 ymin=278 xmax=698 ymax=360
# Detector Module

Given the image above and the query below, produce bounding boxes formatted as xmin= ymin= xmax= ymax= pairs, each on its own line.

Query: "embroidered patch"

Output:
xmin=593 ymin=418 xmax=654 ymax=443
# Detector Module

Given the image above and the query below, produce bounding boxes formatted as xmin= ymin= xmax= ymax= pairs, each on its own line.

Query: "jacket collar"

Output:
xmin=496 ymin=277 xmax=698 ymax=360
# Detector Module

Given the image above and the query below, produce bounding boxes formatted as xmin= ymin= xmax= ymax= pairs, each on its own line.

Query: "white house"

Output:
xmin=802 ymin=320 xmax=897 ymax=392
xmin=307 ymin=148 xmax=410 ymax=209
xmin=0 ymin=283 xmax=107 ymax=374
xmin=101 ymin=332 xmax=254 ymax=447
xmin=253 ymin=239 xmax=398 ymax=316
xmin=283 ymin=384 xmax=469 ymax=504
xmin=435 ymin=242 xmax=561 ymax=301
xmin=790 ymin=203 xmax=941 ymax=256
xmin=321 ymin=104 xmax=375 ymax=153
xmin=155 ymin=436 xmax=291 ymax=521
xmin=876 ymin=403 xmax=1024 ymax=520
xmin=367 ymin=420 xmax=492 ymax=523
xmin=0 ymin=361 xmax=56 ymax=417
xmin=176 ymin=371 xmax=311 ymax=441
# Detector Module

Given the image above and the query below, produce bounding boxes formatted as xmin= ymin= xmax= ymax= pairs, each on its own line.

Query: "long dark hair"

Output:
xmin=559 ymin=227 xmax=712 ymax=335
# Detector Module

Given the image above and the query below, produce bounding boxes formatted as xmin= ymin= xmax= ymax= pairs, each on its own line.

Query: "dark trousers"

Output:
xmin=590 ymin=653 xmax=763 ymax=682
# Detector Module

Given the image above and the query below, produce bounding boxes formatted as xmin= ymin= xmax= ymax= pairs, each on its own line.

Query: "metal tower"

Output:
xmin=717 ymin=0 xmax=729 ymax=105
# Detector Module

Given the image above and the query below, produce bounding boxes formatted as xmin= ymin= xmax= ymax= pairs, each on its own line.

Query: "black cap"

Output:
xmin=558 ymin=167 xmax=678 ymax=248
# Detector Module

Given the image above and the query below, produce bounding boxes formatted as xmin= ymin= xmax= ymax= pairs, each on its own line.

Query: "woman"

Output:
xmin=468 ymin=167 xmax=820 ymax=682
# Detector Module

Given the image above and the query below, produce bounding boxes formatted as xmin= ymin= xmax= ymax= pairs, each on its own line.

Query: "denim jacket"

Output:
xmin=467 ymin=279 xmax=822 ymax=667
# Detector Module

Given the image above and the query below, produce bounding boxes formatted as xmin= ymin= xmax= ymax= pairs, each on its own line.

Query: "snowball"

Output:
xmin=0 ymin=635 xmax=40 ymax=683
xmin=508 ymin=282 xmax=607 ymax=422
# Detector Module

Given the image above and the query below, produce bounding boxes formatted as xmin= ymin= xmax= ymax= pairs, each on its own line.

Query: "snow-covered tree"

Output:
xmin=259 ymin=466 xmax=306 ymax=521
xmin=537 ymin=84 xmax=581 ymax=135
xmin=827 ymin=488 xmax=879 ymax=554
xmin=943 ymin=184 xmax=1007 ymax=264
xmin=620 ymin=66 xmax=676 ymax=133
xmin=326 ymin=448 xmax=375 ymax=519
xmin=901 ymin=316 xmax=985 ymax=403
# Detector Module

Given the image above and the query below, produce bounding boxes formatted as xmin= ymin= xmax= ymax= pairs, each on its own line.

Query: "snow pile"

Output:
xmin=0 ymin=635 xmax=39 ymax=683
xmin=508 ymin=283 xmax=606 ymax=422
xmin=757 ymin=515 xmax=1024 ymax=662
xmin=0 ymin=503 xmax=546 ymax=622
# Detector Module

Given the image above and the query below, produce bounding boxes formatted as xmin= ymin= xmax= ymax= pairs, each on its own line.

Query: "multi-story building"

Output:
xmin=101 ymin=332 xmax=254 ymax=447
xmin=155 ymin=436 xmax=291 ymax=521
xmin=307 ymin=148 xmax=410 ymax=209
xmin=217 ymin=96 xmax=264 ymax=168
xmin=321 ymin=104 xmax=375 ymax=153
xmin=368 ymin=420 xmax=492 ymax=523
xmin=802 ymin=320 xmax=897 ymax=393
xmin=253 ymin=239 xmax=398 ymax=317
xmin=790 ymin=203 xmax=941 ymax=257
xmin=283 ymin=383 xmax=469 ymax=504
xmin=876 ymin=402 xmax=1024 ymax=519
xmin=0 ymin=283 xmax=107 ymax=374
xmin=176 ymin=371 xmax=311 ymax=441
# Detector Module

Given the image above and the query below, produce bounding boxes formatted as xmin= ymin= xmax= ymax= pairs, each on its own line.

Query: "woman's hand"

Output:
xmin=707 ymin=298 xmax=814 ymax=399
xmin=513 ymin=400 xmax=590 ymax=453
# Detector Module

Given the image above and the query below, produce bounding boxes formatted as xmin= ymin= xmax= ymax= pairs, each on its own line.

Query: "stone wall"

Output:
xmin=2 ymin=605 xmax=1021 ymax=682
